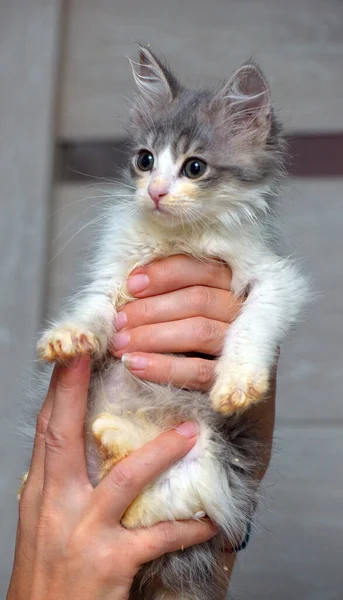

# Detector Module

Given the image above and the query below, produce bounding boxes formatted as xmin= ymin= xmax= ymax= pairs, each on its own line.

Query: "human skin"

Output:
xmin=7 ymin=357 xmax=219 ymax=600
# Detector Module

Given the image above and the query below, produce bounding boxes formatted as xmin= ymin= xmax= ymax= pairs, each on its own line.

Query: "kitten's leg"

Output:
xmin=211 ymin=259 xmax=306 ymax=416
xmin=91 ymin=413 xmax=159 ymax=479
xmin=91 ymin=413 xmax=168 ymax=527
xmin=36 ymin=242 xmax=166 ymax=363
xmin=37 ymin=270 xmax=126 ymax=362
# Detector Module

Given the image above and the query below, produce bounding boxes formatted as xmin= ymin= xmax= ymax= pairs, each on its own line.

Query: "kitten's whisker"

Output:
xmin=50 ymin=192 xmax=136 ymax=246
xmin=49 ymin=194 xmax=134 ymax=219
xmin=49 ymin=215 xmax=109 ymax=264
xmin=61 ymin=168 xmax=137 ymax=192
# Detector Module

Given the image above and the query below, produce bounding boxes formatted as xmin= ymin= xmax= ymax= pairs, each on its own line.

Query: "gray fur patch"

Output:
xmin=129 ymin=49 xmax=285 ymax=194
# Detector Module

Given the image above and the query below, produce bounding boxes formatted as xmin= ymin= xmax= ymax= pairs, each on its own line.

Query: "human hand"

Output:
xmin=7 ymin=358 xmax=218 ymax=600
xmin=113 ymin=255 xmax=242 ymax=390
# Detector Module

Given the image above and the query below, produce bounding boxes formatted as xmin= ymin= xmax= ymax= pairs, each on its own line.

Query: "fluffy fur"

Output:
xmin=34 ymin=46 xmax=307 ymax=599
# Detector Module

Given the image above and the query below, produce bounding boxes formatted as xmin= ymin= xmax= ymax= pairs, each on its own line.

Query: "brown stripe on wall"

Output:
xmin=55 ymin=133 xmax=343 ymax=182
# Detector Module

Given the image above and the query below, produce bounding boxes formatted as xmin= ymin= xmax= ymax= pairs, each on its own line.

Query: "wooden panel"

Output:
xmin=59 ymin=0 xmax=343 ymax=138
xmin=0 ymin=1 xmax=62 ymax=594
xmin=55 ymin=134 xmax=343 ymax=182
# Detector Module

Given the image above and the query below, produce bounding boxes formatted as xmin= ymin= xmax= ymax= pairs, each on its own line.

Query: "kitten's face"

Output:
xmin=128 ymin=47 xmax=283 ymax=229
xmin=130 ymin=127 xmax=221 ymax=227
xmin=132 ymin=146 xmax=208 ymax=225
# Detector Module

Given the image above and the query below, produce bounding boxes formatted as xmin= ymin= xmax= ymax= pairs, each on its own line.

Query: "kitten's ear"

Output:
xmin=128 ymin=45 xmax=179 ymax=105
xmin=215 ymin=63 xmax=272 ymax=140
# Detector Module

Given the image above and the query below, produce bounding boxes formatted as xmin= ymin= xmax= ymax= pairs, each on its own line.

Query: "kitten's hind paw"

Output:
xmin=91 ymin=413 xmax=137 ymax=479
xmin=210 ymin=364 xmax=270 ymax=416
xmin=37 ymin=325 xmax=101 ymax=362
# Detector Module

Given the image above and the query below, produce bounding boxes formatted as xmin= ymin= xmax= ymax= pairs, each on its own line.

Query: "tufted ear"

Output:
xmin=128 ymin=44 xmax=179 ymax=106
xmin=213 ymin=62 xmax=272 ymax=141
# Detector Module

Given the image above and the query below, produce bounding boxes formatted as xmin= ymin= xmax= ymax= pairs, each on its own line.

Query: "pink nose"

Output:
xmin=148 ymin=183 xmax=168 ymax=208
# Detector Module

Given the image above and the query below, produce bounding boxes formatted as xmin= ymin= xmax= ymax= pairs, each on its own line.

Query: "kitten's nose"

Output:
xmin=148 ymin=182 xmax=169 ymax=208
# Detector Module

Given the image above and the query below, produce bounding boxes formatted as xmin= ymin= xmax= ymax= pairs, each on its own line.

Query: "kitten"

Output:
xmin=36 ymin=46 xmax=307 ymax=599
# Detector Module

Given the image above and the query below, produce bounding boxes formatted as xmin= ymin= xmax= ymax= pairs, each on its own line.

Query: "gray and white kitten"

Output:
xmin=36 ymin=46 xmax=307 ymax=599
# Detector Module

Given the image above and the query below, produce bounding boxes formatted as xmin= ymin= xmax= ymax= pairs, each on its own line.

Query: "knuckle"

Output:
xmin=160 ymin=522 xmax=178 ymax=546
xmin=196 ymin=360 xmax=214 ymax=387
xmin=142 ymin=325 xmax=155 ymax=349
xmin=193 ymin=317 xmax=216 ymax=345
xmin=188 ymin=286 xmax=211 ymax=312
xmin=207 ymin=260 xmax=231 ymax=284
xmin=56 ymin=378 xmax=73 ymax=397
xmin=45 ymin=424 xmax=67 ymax=451
xmin=110 ymin=463 xmax=133 ymax=491
xmin=139 ymin=300 xmax=153 ymax=323
xmin=153 ymin=257 xmax=178 ymax=284
xmin=35 ymin=410 xmax=50 ymax=438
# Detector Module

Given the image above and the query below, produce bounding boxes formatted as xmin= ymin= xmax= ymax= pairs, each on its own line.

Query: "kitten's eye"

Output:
xmin=136 ymin=150 xmax=154 ymax=172
xmin=182 ymin=158 xmax=207 ymax=179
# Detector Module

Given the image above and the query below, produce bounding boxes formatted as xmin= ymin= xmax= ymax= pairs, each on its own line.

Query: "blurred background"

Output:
xmin=1 ymin=0 xmax=342 ymax=597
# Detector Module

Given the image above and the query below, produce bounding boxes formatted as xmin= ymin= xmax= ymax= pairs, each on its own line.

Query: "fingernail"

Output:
xmin=113 ymin=331 xmax=130 ymax=351
xmin=122 ymin=353 xmax=149 ymax=371
xmin=175 ymin=421 xmax=199 ymax=439
xmin=127 ymin=274 xmax=149 ymax=295
xmin=116 ymin=311 xmax=127 ymax=331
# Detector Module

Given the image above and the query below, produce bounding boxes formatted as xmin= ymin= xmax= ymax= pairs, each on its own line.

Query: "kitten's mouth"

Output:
xmin=152 ymin=204 xmax=170 ymax=215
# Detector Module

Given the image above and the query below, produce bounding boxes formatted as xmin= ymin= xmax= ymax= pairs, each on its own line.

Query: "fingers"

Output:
xmin=112 ymin=318 xmax=228 ymax=359
xmin=133 ymin=518 xmax=219 ymax=565
xmin=24 ymin=367 xmax=58 ymax=496
xmin=127 ymin=255 xmax=232 ymax=298
xmin=92 ymin=423 xmax=198 ymax=523
xmin=19 ymin=366 xmax=58 ymax=523
xmin=116 ymin=286 xmax=241 ymax=331
xmin=43 ymin=356 xmax=91 ymax=489
xmin=122 ymin=353 xmax=215 ymax=391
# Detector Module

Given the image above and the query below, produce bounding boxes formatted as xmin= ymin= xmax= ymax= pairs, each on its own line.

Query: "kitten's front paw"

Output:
xmin=210 ymin=363 xmax=270 ymax=416
xmin=37 ymin=325 xmax=101 ymax=362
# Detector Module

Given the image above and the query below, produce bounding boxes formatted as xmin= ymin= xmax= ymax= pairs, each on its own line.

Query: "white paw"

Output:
xmin=37 ymin=325 xmax=101 ymax=362
xmin=91 ymin=413 xmax=123 ymax=449
xmin=91 ymin=414 xmax=144 ymax=479
xmin=92 ymin=414 xmax=132 ymax=477
xmin=210 ymin=362 xmax=270 ymax=416
xmin=92 ymin=413 xmax=155 ymax=452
